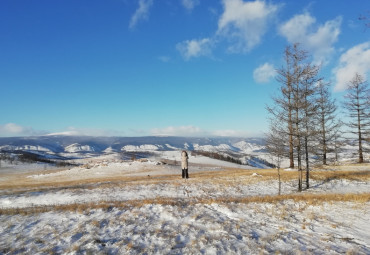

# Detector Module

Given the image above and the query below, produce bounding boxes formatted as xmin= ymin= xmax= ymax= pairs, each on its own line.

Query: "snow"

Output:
xmin=193 ymin=143 xmax=233 ymax=152
xmin=0 ymin=161 xmax=61 ymax=175
xmin=157 ymin=151 xmax=256 ymax=169
xmin=103 ymin=146 xmax=115 ymax=153
xmin=233 ymin=140 xmax=264 ymax=153
xmin=0 ymin=154 xmax=369 ymax=254
xmin=122 ymin=144 xmax=160 ymax=152
xmin=64 ymin=143 xmax=96 ymax=153
xmin=165 ymin=144 xmax=178 ymax=150
xmin=0 ymin=145 xmax=53 ymax=153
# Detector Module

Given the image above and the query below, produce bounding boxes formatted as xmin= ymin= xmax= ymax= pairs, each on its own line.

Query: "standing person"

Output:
xmin=181 ymin=150 xmax=189 ymax=179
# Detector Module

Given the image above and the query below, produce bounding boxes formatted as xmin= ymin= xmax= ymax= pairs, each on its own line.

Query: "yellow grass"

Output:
xmin=1 ymin=163 xmax=369 ymax=215
xmin=1 ymin=192 xmax=369 ymax=215
xmin=1 ymin=166 xmax=369 ymax=194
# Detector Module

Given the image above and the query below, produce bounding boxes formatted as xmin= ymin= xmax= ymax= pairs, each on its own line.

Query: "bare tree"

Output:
xmin=332 ymin=122 xmax=345 ymax=164
xmin=300 ymin=62 xmax=321 ymax=189
xmin=343 ymin=73 xmax=370 ymax=163
xmin=268 ymin=43 xmax=320 ymax=191
xmin=274 ymin=46 xmax=295 ymax=169
xmin=265 ymin=120 xmax=287 ymax=195
xmin=315 ymin=81 xmax=341 ymax=165
xmin=289 ymin=44 xmax=311 ymax=191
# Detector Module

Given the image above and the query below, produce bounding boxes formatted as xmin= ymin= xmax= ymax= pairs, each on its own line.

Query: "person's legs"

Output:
xmin=182 ymin=169 xmax=185 ymax=178
xmin=185 ymin=169 xmax=189 ymax=179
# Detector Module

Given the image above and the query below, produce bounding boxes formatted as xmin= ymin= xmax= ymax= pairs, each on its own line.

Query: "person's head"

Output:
xmin=182 ymin=150 xmax=188 ymax=156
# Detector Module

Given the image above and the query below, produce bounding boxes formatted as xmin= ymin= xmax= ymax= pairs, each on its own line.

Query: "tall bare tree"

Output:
xmin=289 ymin=44 xmax=312 ymax=191
xmin=274 ymin=46 xmax=295 ymax=169
xmin=268 ymin=43 xmax=320 ymax=191
xmin=300 ymin=62 xmax=321 ymax=189
xmin=343 ymin=73 xmax=370 ymax=163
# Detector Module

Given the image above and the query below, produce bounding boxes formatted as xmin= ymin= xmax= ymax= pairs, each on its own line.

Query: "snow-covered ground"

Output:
xmin=0 ymin=155 xmax=369 ymax=254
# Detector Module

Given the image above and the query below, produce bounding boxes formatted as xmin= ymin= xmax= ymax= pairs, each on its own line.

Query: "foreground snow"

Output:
xmin=1 ymin=201 xmax=369 ymax=254
xmin=0 ymin=159 xmax=369 ymax=254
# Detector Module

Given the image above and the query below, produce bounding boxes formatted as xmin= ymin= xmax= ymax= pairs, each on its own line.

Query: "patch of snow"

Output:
xmin=121 ymin=144 xmax=159 ymax=152
xmin=103 ymin=147 xmax=115 ymax=153
xmin=65 ymin=143 xmax=95 ymax=153
xmin=0 ymin=145 xmax=53 ymax=153
xmin=193 ymin=143 xmax=232 ymax=152
xmin=233 ymin=141 xmax=264 ymax=153
xmin=165 ymin=144 xmax=178 ymax=150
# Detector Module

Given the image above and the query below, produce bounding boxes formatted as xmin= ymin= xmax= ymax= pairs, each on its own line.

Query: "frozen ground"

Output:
xmin=0 ymin=154 xmax=369 ymax=254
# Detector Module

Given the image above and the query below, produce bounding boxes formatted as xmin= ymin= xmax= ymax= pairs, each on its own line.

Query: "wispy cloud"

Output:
xmin=47 ymin=127 xmax=126 ymax=137
xmin=158 ymin=56 xmax=171 ymax=63
xmin=151 ymin=125 xmax=253 ymax=137
xmin=129 ymin=0 xmax=153 ymax=29
xmin=253 ymin=62 xmax=276 ymax=83
xmin=217 ymin=0 xmax=279 ymax=53
xmin=151 ymin=126 xmax=203 ymax=136
xmin=0 ymin=123 xmax=46 ymax=137
xmin=333 ymin=42 xmax=370 ymax=91
xmin=211 ymin=129 xmax=253 ymax=137
xmin=279 ymin=12 xmax=342 ymax=64
xmin=176 ymin=38 xmax=213 ymax=60
xmin=181 ymin=0 xmax=199 ymax=11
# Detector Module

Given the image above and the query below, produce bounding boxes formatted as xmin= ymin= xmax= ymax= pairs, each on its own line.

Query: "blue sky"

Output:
xmin=0 ymin=0 xmax=369 ymax=137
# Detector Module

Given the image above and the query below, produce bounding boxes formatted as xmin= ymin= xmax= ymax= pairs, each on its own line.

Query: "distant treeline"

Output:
xmin=0 ymin=151 xmax=75 ymax=167
xmin=248 ymin=155 xmax=276 ymax=168
xmin=192 ymin=151 xmax=242 ymax=165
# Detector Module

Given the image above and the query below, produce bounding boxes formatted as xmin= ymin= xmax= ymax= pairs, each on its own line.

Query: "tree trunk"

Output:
xmin=288 ymin=98 xmax=294 ymax=168
xmin=278 ymin=168 xmax=281 ymax=195
xmin=357 ymin=108 xmax=364 ymax=163
xmin=296 ymin=119 xmax=302 ymax=192
xmin=322 ymin=122 xmax=327 ymax=165
xmin=305 ymin=136 xmax=309 ymax=189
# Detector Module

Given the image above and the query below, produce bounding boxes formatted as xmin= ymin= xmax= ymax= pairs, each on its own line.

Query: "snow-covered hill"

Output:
xmin=0 ymin=136 xmax=266 ymax=155
xmin=0 ymin=145 xmax=54 ymax=153
xmin=64 ymin=143 xmax=96 ymax=153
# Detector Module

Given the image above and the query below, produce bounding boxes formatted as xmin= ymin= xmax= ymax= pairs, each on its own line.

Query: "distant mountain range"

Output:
xmin=0 ymin=136 xmax=266 ymax=156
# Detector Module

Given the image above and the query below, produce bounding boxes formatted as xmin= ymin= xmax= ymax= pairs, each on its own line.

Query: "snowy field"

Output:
xmin=0 ymin=153 xmax=369 ymax=254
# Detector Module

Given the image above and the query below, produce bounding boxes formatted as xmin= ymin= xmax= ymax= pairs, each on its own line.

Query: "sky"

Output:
xmin=0 ymin=0 xmax=369 ymax=137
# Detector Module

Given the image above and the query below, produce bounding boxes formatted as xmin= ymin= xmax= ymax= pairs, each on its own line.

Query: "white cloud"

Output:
xmin=151 ymin=125 xmax=252 ymax=137
xmin=151 ymin=126 xmax=204 ymax=136
xmin=217 ymin=0 xmax=279 ymax=53
xmin=181 ymin=0 xmax=199 ymax=11
xmin=279 ymin=12 xmax=342 ymax=64
xmin=47 ymin=127 xmax=126 ymax=137
xmin=253 ymin=62 xmax=276 ymax=83
xmin=0 ymin=123 xmax=46 ymax=137
xmin=129 ymin=0 xmax=153 ymax=29
xmin=333 ymin=42 xmax=370 ymax=91
xmin=211 ymin=129 xmax=252 ymax=137
xmin=176 ymin=38 xmax=213 ymax=60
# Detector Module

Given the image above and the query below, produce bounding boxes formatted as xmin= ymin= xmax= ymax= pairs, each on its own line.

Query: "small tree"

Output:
xmin=315 ymin=81 xmax=341 ymax=165
xmin=332 ymin=122 xmax=345 ymax=164
xmin=265 ymin=121 xmax=287 ymax=195
xmin=343 ymin=73 xmax=370 ymax=163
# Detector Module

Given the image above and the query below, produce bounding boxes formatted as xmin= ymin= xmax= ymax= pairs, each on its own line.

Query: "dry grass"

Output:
xmin=1 ymin=165 xmax=369 ymax=195
xmin=1 ymin=164 xmax=369 ymax=215
xmin=1 ymin=192 xmax=369 ymax=215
